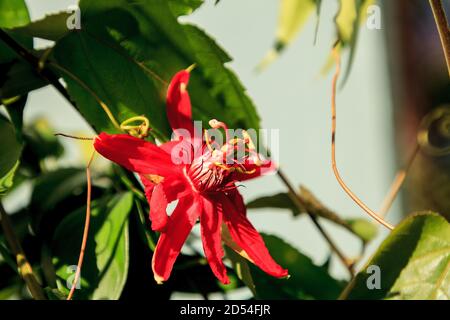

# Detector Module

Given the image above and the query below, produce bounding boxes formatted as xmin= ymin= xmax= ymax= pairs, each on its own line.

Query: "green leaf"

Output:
xmin=246 ymin=192 xmax=300 ymax=216
xmin=332 ymin=0 xmax=374 ymax=84
xmin=259 ymin=0 xmax=375 ymax=81
xmin=11 ymin=12 xmax=72 ymax=41
xmin=0 ymin=160 xmax=19 ymax=196
xmin=345 ymin=218 xmax=378 ymax=242
xmin=0 ymin=242 xmax=16 ymax=270
xmin=257 ymin=0 xmax=316 ymax=71
xmin=52 ymin=192 xmax=133 ymax=300
xmin=247 ymin=187 xmax=378 ymax=242
xmin=0 ymin=0 xmax=32 ymax=62
xmin=0 ymin=115 xmax=22 ymax=194
xmin=2 ymin=95 xmax=26 ymax=137
xmin=46 ymin=0 xmax=260 ymax=137
xmin=0 ymin=283 xmax=19 ymax=300
xmin=81 ymin=0 xmax=204 ymax=21
xmin=44 ymin=287 xmax=66 ymax=300
xmin=0 ymin=0 xmax=30 ymax=28
xmin=23 ymin=118 xmax=64 ymax=161
xmin=343 ymin=212 xmax=450 ymax=300
xmin=0 ymin=59 xmax=48 ymax=100
xmin=225 ymin=246 xmax=256 ymax=296
xmin=52 ymin=18 xmax=170 ymax=137
xmin=251 ymin=234 xmax=344 ymax=299
xmin=30 ymin=168 xmax=86 ymax=231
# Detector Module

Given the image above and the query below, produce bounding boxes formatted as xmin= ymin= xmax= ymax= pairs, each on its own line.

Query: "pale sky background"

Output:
xmin=5 ymin=0 xmax=400 ymax=299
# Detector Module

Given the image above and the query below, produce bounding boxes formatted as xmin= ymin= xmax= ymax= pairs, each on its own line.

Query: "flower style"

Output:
xmin=93 ymin=69 xmax=288 ymax=284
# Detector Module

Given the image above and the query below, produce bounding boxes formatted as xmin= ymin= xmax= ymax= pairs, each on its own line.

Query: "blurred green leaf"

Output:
xmin=41 ymin=0 xmax=260 ymax=137
xmin=0 ymin=0 xmax=30 ymax=28
xmin=44 ymin=287 xmax=66 ymax=300
xmin=247 ymin=188 xmax=378 ymax=242
xmin=257 ymin=0 xmax=316 ymax=71
xmin=343 ymin=212 xmax=450 ymax=300
xmin=0 ymin=283 xmax=19 ymax=300
xmin=247 ymin=192 xmax=300 ymax=216
xmin=251 ymin=234 xmax=344 ymax=299
xmin=225 ymin=246 xmax=256 ymax=296
xmin=333 ymin=0 xmax=374 ymax=84
xmin=0 ymin=115 xmax=22 ymax=195
xmin=0 ymin=242 xmax=16 ymax=271
xmin=52 ymin=192 xmax=133 ymax=300
xmin=335 ymin=0 xmax=357 ymax=43
xmin=31 ymin=168 xmax=86 ymax=212
xmin=30 ymin=168 xmax=86 ymax=231
xmin=259 ymin=0 xmax=375 ymax=80
xmin=23 ymin=118 xmax=64 ymax=161
xmin=345 ymin=218 xmax=378 ymax=242
xmin=2 ymin=95 xmax=26 ymax=138
xmin=0 ymin=161 xmax=19 ymax=196
xmin=0 ymin=115 xmax=22 ymax=177
xmin=0 ymin=0 xmax=32 ymax=62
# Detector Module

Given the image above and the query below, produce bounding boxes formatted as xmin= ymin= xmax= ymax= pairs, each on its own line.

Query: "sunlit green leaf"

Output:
xmin=0 ymin=0 xmax=29 ymax=28
xmin=0 ymin=0 xmax=32 ymax=62
xmin=343 ymin=213 xmax=450 ymax=300
xmin=40 ymin=0 xmax=260 ymax=138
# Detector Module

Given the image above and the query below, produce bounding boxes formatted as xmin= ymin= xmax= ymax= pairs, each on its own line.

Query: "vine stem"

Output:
xmin=276 ymin=169 xmax=355 ymax=277
xmin=0 ymin=202 xmax=46 ymax=300
xmin=67 ymin=151 xmax=95 ymax=300
xmin=429 ymin=0 xmax=450 ymax=77
xmin=330 ymin=47 xmax=394 ymax=230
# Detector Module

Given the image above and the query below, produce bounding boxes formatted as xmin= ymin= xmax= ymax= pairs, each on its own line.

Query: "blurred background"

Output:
xmin=1 ymin=0 xmax=449 ymax=299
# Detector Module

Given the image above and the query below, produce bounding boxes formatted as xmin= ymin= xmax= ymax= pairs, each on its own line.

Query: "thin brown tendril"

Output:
xmin=67 ymin=151 xmax=95 ymax=300
xmin=330 ymin=47 xmax=394 ymax=230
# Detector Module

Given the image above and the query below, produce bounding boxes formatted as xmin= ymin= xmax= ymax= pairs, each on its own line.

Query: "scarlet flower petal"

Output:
xmin=149 ymin=183 xmax=169 ymax=231
xmin=94 ymin=133 xmax=178 ymax=177
xmin=152 ymin=195 xmax=201 ymax=283
xmin=220 ymin=191 xmax=288 ymax=278
xmin=166 ymin=70 xmax=194 ymax=137
xmin=141 ymin=174 xmax=191 ymax=231
xmin=200 ymin=196 xmax=230 ymax=284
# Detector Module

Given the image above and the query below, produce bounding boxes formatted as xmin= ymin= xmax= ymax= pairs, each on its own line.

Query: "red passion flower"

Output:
xmin=93 ymin=69 xmax=288 ymax=284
